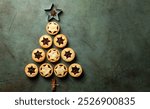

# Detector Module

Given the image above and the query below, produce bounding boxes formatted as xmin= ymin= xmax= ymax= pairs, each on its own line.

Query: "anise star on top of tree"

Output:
xmin=57 ymin=37 xmax=64 ymax=45
xmin=41 ymin=37 xmax=50 ymax=45
xmin=34 ymin=51 xmax=42 ymax=59
xmin=64 ymin=51 xmax=72 ymax=58
xmin=28 ymin=66 xmax=35 ymax=74
xmin=71 ymin=66 xmax=80 ymax=75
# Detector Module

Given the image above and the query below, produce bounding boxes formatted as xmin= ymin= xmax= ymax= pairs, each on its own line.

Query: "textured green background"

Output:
xmin=0 ymin=0 xmax=150 ymax=91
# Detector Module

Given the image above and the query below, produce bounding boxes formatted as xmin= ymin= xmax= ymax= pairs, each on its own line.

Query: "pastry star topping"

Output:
xmin=34 ymin=51 xmax=42 ymax=59
xmin=45 ymin=4 xmax=62 ymax=21
xmin=41 ymin=65 xmax=51 ymax=76
xmin=49 ymin=51 xmax=58 ymax=59
xmin=28 ymin=66 xmax=35 ymax=74
xmin=55 ymin=65 xmax=66 ymax=75
xmin=41 ymin=37 xmax=50 ymax=45
xmin=64 ymin=51 xmax=72 ymax=58
xmin=71 ymin=66 xmax=80 ymax=75
xmin=57 ymin=37 xmax=64 ymax=45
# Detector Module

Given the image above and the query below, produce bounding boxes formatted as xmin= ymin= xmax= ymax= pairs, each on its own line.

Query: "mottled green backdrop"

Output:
xmin=0 ymin=0 xmax=150 ymax=91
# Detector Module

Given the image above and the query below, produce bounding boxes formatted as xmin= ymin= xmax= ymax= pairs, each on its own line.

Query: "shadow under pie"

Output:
xmin=72 ymin=70 xmax=85 ymax=80
xmin=27 ymin=74 xmax=40 ymax=81
xmin=41 ymin=73 xmax=55 ymax=81
xmin=57 ymin=73 xmax=69 ymax=81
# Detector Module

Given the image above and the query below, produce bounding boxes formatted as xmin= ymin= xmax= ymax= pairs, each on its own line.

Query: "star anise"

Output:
xmin=64 ymin=51 xmax=72 ymax=58
xmin=28 ymin=66 xmax=35 ymax=74
xmin=71 ymin=66 xmax=80 ymax=75
xmin=57 ymin=37 xmax=64 ymax=45
xmin=34 ymin=51 xmax=42 ymax=59
xmin=41 ymin=37 xmax=50 ymax=45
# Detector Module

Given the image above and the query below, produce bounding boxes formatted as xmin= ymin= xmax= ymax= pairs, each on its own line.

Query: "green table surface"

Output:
xmin=0 ymin=0 xmax=150 ymax=92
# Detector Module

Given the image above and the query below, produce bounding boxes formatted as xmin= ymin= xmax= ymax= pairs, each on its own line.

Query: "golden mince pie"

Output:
xmin=46 ymin=22 xmax=60 ymax=35
xmin=69 ymin=63 xmax=83 ymax=77
xmin=39 ymin=63 xmax=53 ymax=78
xmin=54 ymin=63 xmax=68 ymax=78
xmin=32 ymin=48 xmax=45 ymax=62
xmin=39 ymin=35 xmax=52 ymax=48
xmin=24 ymin=63 xmax=38 ymax=77
xmin=47 ymin=48 xmax=60 ymax=62
xmin=54 ymin=34 xmax=68 ymax=48
xmin=61 ymin=48 xmax=75 ymax=62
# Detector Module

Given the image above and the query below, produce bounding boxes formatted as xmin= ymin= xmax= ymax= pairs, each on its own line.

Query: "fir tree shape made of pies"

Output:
xmin=24 ymin=3 xmax=83 ymax=91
